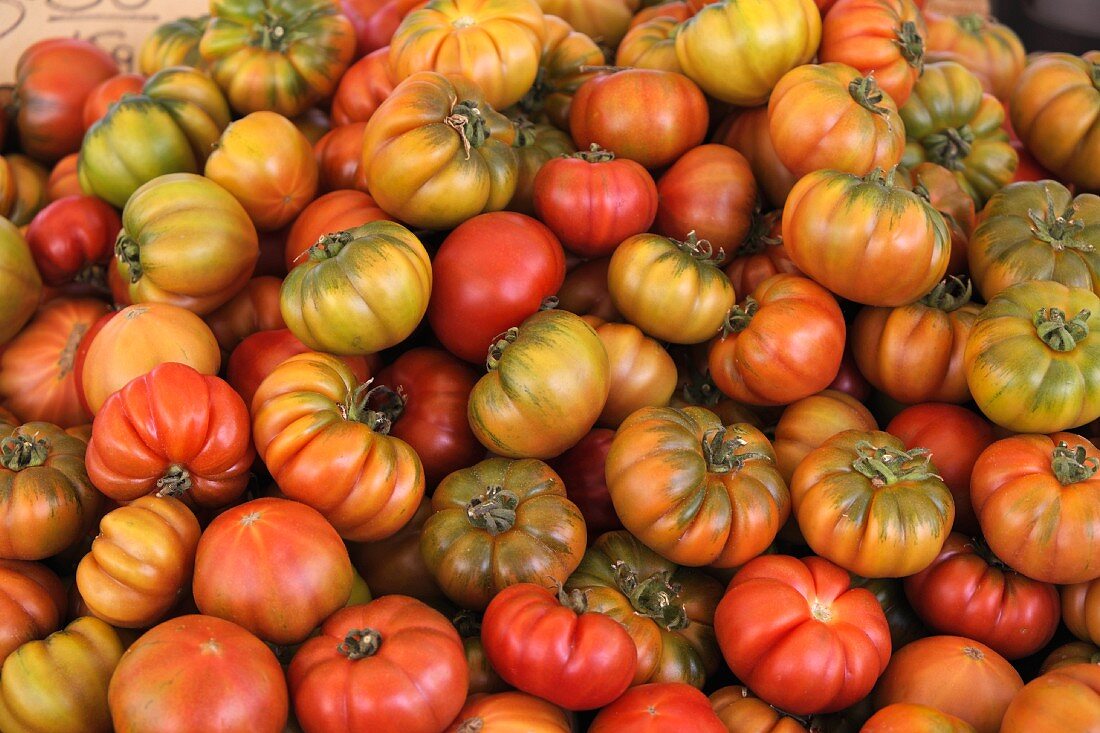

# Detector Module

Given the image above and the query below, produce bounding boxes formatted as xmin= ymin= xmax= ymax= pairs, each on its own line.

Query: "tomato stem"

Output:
xmin=571 ymin=143 xmax=616 ymax=163
xmin=115 ymin=232 xmax=143 ymax=283
xmin=466 ymin=485 xmax=519 ymax=535
xmin=516 ymin=67 xmax=552 ymax=118
xmin=919 ymin=276 xmax=972 ymax=312
xmin=894 ymin=20 xmax=925 ymax=72
xmin=337 ymin=628 xmax=382 ymax=660
xmin=672 ymin=231 xmax=725 ymax=266
xmin=1028 ymin=186 xmax=1090 ymax=251
xmin=539 ymin=296 xmax=559 ymax=311
xmin=721 ymin=298 xmax=759 ymax=336
xmin=365 ymin=384 xmax=407 ymax=425
xmin=0 ymin=433 xmax=48 ymax=470
xmin=611 ymin=561 xmax=689 ymax=631
xmin=924 ymin=126 xmax=974 ymax=171
xmin=557 ymin=585 xmax=589 ymax=614
xmin=964 ymin=536 xmax=1012 ymax=571
xmin=738 ymin=208 xmax=782 ymax=256
xmin=851 ymin=441 xmax=940 ymax=486
xmin=451 ymin=610 xmax=481 ymax=639
xmin=155 ymin=465 xmax=192 ymax=498
xmin=701 ymin=428 xmax=768 ymax=473
xmin=511 ymin=116 xmax=537 ymax=148
xmin=957 ymin=14 xmax=985 ymax=34
xmin=342 ymin=380 xmax=395 ymax=434
xmin=1033 ymin=307 xmax=1091 ymax=352
xmin=678 ymin=370 xmax=724 ymax=408
xmin=251 ymin=10 xmax=293 ymax=52
xmin=1051 ymin=441 xmax=1099 ymax=484
xmin=308 ymin=229 xmax=354 ymax=260
xmin=848 ymin=74 xmax=891 ymax=117
xmin=456 ymin=719 xmax=485 ymax=733
xmin=445 ymin=100 xmax=489 ymax=161
xmin=485 ymin=328 xmax=519 ymax=372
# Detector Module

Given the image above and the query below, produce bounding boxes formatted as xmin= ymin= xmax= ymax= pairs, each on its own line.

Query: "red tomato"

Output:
xmin=428 ymin=212 xmax=566 ymax=364
xmin=314 ymin=123 xmax=369 ymax=192
xmin=81 ymin=73 xmax=145 ymax=131
xmin=341 ymin=0 xmax=426 ymax=57
xmin=589 ymin=683 xmax=727 ymax=733
xmin=886 ymin=403 xmax=995 ymax=535
xmin=284 ymin=189 xmax=389 ymax=271
xmin=331 ymin=47 xmax=396 ymax=126
xmin=481 ymin=583 xmax=636 ymax=711
xmin=549 ymin=428 xmax=623 ymax=540
xmin=25 ymin=195 xmax=120 ymax=286
xmin=532 ymin=145 xmax=658 ymax=259
xmin=714 ymin=555 xmax=892 ymax=715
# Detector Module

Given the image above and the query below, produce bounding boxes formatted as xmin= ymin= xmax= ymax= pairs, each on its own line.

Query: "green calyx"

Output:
xmin=485 ymin=327 xmax=519 ymax=371
xmin=445 ymin=100 xmax=489 ymax=160
xmin=156 ymin=465 xmax=192 ymax=498
xmin=1051 ymin=441 xmax=1099 ymax=484
xmin=1028 ymin=187 xmax=1091 ymax=251
xmin=466 ymin=484 xmax=519 ymax=536
xmin=558 ymin=585 xmax=589 ymax=615
xmin=738 ymin=208 xmax=782 ymax=256
xmin=307 ymin=229 xmax=354 ymax=260
xmin=895 ymin=20 xmax=925 ymax=72
xmin=701 ymin=428 xmax=768 ymax=474
xmin=920 ymin=276 xmax=973 ymax=312
xmin=338 ymin=380 xmax=394 ymax=434
xmin=863 ymin=166 xmax=899 ymax=188
xmin=1034 ymin=307 xmax=1091 ymax=352
xmin=672 ymin=230 xmax=724 ymax=266
xmin=337 ymin=628 xmax=382 ymax=660
xmin=721 ymin=298 xmax=759 ymax=336
xmin=572 ymin=143 xmax=615 ymax=163
xmin=924 ymin=126 xmax=975 ymax=171
xmin=251 ymin=10 xmax=293 ymax=52
xmin=848 ymin=74 xmax=891 ymax=117
xmin=957 ymin=14 xmax=985 ymax=34
xmin=115 ymin=232 xmax=143 ymax=283
xmin=0 ymin=433 xmax=49 ymax=470
xmin=612 ymin=561 xmax=689 ymax=631
xmin=851 ymin=440 xmax=941 ymax=486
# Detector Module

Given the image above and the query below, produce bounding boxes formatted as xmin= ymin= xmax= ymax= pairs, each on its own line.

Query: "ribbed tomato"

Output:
xmin=0 ymin=560 xmax=65 ymax=666
xmin=331 ymin=47 xmax=397 ymax=125
xmin=204 ymin=276 xmax=286 ymax=355
xmin=772 ymin=389 xmax=877 ymax=483
xmin=1063 ymin=578 xmax=1100 ymax=645
xmin=24 ymin=195 xmax=119 ymax=286
xmin=285 ymin=189 xmax=390 ymax=270
xmin=589 ymin=683 xmax=728 ymax=733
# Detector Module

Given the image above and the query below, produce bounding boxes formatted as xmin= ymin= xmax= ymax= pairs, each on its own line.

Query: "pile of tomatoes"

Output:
xmin=0 ymin=0 xmax=1098 ymax=730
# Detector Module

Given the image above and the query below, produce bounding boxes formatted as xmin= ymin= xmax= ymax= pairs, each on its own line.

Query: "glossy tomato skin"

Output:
xmin=481 ymin=583 xmax=637 ymax=711
xmin=0 ymin=560 xmax=65 ymax=666
xmin=331 ymin=47 xmax=396 ymax=126
xmin=924 ymin=12 xmax=1024 ymax=103
xmin=508 ymin=121 xmax=575 ymax=216
xmin=585 ymin=317 xmax=678 ymax=428
xmin=108 ymin=614 xmax=288 ymax=733
xmin=81 ymin=74 xmax=146 ymax=131
xmin=25 ymin=196 xmax=120 ymax=287
xmin=193 ymin=498 xmax=354 ymax=645
xmin=533 ymin=148 xmax=658 ymax=259
xmin=204 ymin=276 xmax=286 ymax=355
xmin=902 ymin=533 xmax=1060 ymax=660
xmin=443 ymin=691 xmax=572 ymax=733
xmin=341 ymin=0 xmax=425 ymax=57
xmin=85 ymin=363 xmax=254 ymax=509
xmin=139 ymin=16 xmax=208 ymax=75
xmin=1062 ymin=578 xmax=1100 ymax=645
xmin=45 ymin=154 xmax=81 ymax=202
xmin=284 ymin=189 xmax=389 ymax=270
xmin=589 ymin=683 xmax=727 ymax=733
xmin=709 ymin=686 xmax=809 ymax=733
xmin=715 ymin=555 xmax=892 ymax=715
xmin=557 ymin=258 xmax=621 ymax=323
xmin=862 ymin=703 xmax=978 ymax=733
xmin=0 ymin=219 xmax=43 ymax=348
xmin=1000 ymin=664 xmax=1100 ymax=733
xmin=428 ymin=212 xmax=565 ymax=363
xmin=289 ymin=596 xmax=467 ymax=733
xmin=314 ymin=122 xmax=368 ymax=193
xmin=901 ymin=162 xmax=975 ymax=277
xmin=709 ymin=274 xmax=846 ymax=406
xmin=570 ymin=69 xmax=709 ymax=170
xmin=349 ymin=498 xmax=449 ymax=608
xmin=772 ymin=389 xmax=877 ymax=483
xmin=886 ymin=403 xmax=994 ymax=534
xmin=549 ymin=428 xmax=622 ymax=539
xmin=713 ymin=107 xmax=797 ymax=209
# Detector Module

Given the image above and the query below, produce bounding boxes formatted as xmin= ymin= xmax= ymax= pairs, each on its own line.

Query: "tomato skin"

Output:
xmin=924 ymin=12 xmax=1023 ymax=104
xmin=289 ymin=596 xmax=467 ymax=733
xmin=0 ymin=220 xmax=44 ymax=348
xmin=903 ymin=533 xmax=1060 ymax=659
xmin=589 ymin=683 xmax=728 ymax=733
xmin=481 ymin=583 xmax=637 ymax=711
xmin=1041 ymin=641 xmax=1100 ymax=673
xmin=14 ymin=39 xmax=118 ymax=163
xmin=617 ymin=16 xmax=683 ymax=74
xmin=108 ymin=614 xmax=288 ymax=733
xmin=772 ymin=389 xmax=877 ymax=483
xmin=570 ymin=69 xmax=709 ymax=170
xmin=331 ymin=47 xmax=397 ymax=125
xmin=549 ymin=428 xmax=622 ymax=539
xmin=428 ymin=212 xmax=565 ymax=363
xmin=862 ymin=703 xmax=977 ymax=733
xmin=536 ymin=0 xmax=634 ymax=49
xmin=349 ymin=498 xmax=450 ymax=608
xmin=872 ymin=635 xmax=1022 ymax=733
xmin=45 ymin=154 xmax=81 ymax=202
xmin=314 ymin=123 xmax=369 ymax=193
xmin=585 ymin=318 xmax=677 ymax=427
xmin=709 ymin=686 xmax=809 ymax=733
xmin=532 ymin=149 xmax=658 ymax=259
xmin=1000 ymin=664 xmax=1100 ymax=733
xmin=709 ymin=274 xmax=846 ymax=406
xmin=81 ymin=74 xmax=145 ymax=132
xmin=900 ymin=162 xmax=975 ymax=277
xmin=443 ymin=691 xmax=572 ymax=733
xmin=193 ymin=498 xmax=354 ymax=645
xmin=514 ymin=13 xmax=603 ymax=131
xmin=285 ymin=189 xmax=389 ymax=270
xmin=340 ymin=0 xmax=424 ymax=57
xmin=1062 ymin=579 xmax=1100 ymax=645
xmin=25 ymin=196 xmax=119 ymax=287
xmin=0 ymin=560 xmax=65 ymax=667
xmin=204 ymin=276 xmax=286 ymax=355
xmin=654 ymin=144 xmax=757 ymax=257
xmin=715 ymin=555 xmax=892 ymax=715
xmin=138 ymin=16 xmax=208 ymax=75
xmin=509 ymin=121 xmax=575 ymax=216
xmin=713 ymin=107 xmax=797 ymax=209
xmin=557 ymin=258 xmax=621 ymax=322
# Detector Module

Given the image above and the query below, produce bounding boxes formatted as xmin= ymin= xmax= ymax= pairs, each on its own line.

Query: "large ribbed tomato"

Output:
xmin=284 ymin=189 xmax=390 ymax=269
xmin=1001 ymin=664 xmax=1100 ymax=733
xmin=289 ymin=596 xmax=467 ymax=733
xmin=772 ymin=389 xmax=877 ymax=483
xmin=712 ymin=107 xmax=797 ymax=209
xmin=589 ymin=684 xmax=728 ymax=733
xmin=1063 ymin=579 xmax=1100 ymax=645
xmin=0 ymin=560 xmax=65 ymax=666
xmin=715 ymin=555 xmax=892 ymax=715
xmin=924 ymin=12 xmax=1024 ymax=103
xmin=252 ymin=352 xmax=425 ymax=541
xmin=24 ymin=195 xmax=119 ymax=286
xmin=85 ymin=363 xmax=253 ymax=509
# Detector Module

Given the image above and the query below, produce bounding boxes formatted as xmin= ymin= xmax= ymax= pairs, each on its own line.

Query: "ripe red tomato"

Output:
xmin=284 ymin=189 xmax=390 ymax=272
xmin=25 ymin=195 xmax=120 ymax=286
xmin=428 ymin=212 xmax=566 ymax=364
xmin=549 ymin=428 xmax=622 ymax=540
xmin=82 ymin=73 xmax=145 ymax=131
xmin=589 ymin=684 xmax=727 ymax=733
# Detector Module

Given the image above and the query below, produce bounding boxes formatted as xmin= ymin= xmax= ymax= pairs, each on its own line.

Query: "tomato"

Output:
xmin=872 ymin=636 xmax=1023 ymax=733
xmin=1041 ymin=641 xmax=1100 ymax=673
xmin=675 ymin=0 xmax=820 ymax=106
xmin=204 ymin=276 xmax=286 ymax=355
xmin=341 ymin=0 xmax=425 ymax=57
xmin=349 ymin=498 xmax=450 ymax=608
xmin=194 ymin=498 xmax=353 ymax=644
xmin=444 ymin=691 xmax=572 ymax=733
xmin=631 ymin=1 xmax=691 ymax=26
xmin=1011 ymin=53 xmax=1100 ymax=192
xmin=85 ymin=362 xmax=254 ymax=509
xmin=901 ymin=161 xmax=975 ymax=276
xmin=570 ymin=68 xmax=708 ymax=170
xmin=0 ymin=154 xmax=49 ymax=227
xmin=314 ymin=123 xmax=369 ymax=192
xmin=818 ymin=0 xmax=924 ymax=106
xmin=969 ymin=181 xmax=1100 ymax=302
xmin=557 ymin=257 xmax=621 ymax=322
xmin=450 ymin=610 xmax=508 ymax=695
xmin=204 ymin=111 xmax=319 ymax=232
xmin=1001 ymin=664 xmax=1100 ymax=733
xmin=421 ymin=457 xmax=585 ymax=609
xmin=1063 ymin=578 xmax=1100 ymax=645
xmin=81 ymin=74 xmax=145 ymax=133
xmin=721 ymin=210 xmax=799 ymax=296
xmin=468 ymin=309 xmax=608 ymax=459
xmin=608 ymin=232 xmax=736 ymax=344
xmin=481 ymin=583 xmax=637 ymax=710
xmin=285 ymin=189 xmax=389 ymax=269
xmin=13 ymin=39 xmax=118 ymax=163
xmin=0 ymin=220 xmax=43 ymax=348
xmin=428 ymin=212 xmax=565 ymax=363
xmin=606 ymin=407 xmax=788 ymax=567
xmin=713 ymin=107 xmax=797 ymax=209
xmin=281 ymin=220 xmax=431 ymax=355
xmin=288 ymin=596 xmax=466 ymax=733
xmin=109 ymin=614 xmax=288 ymax=733
xmin=900 ymin=62 xmax=1017 ymax=206
xmin=772 ymin=389 xmax=877 ymax=483
xmin=862 ymin=704 xmax=977 ymax=733
xmin=792 ymin=429 xmax=954 ymax=577
xmin=549 ymin=428 xmax=621 ymax=539
xmin=79 ymin=303 xmax=221 ymax=415
xmin=45 ymin=154 xmax=81 ymax=202
xmin=589 ymin=683 xmax=727 ymax=733
xmin=24 ymin=196 xmax=118 ymax=287
xmin=617 ymin=16 xmax=682 ymax=73
xmin=924 ymin=12 xmax=1025 ymax=103
xmin=581 ymin=318 xmax=674 ymax=427
xmin=782 ymin=168 xmax=951 ymax=307
xmin=508 ymin=119 xmax=575 ymax=216
xmin=78 ymin=67 xmax=232 ymax=209
xmin=768 ymin=63 xmax=906 ymax=178
xmin=532 ymin=146 xmax=658 ymax=259
xmin=200 ymin=0 xmax=355 ymax=116
xmin=852 ymin=276 xmax=980 ymax=404
xmin=709 ymin=274 xmax=846 ymax=406
xmin=0 ymin=421 xmax=100 ymax=561
xmin=138 ymin=17 xmax=208 ymax=75
xmin=886 ymin=403 xmax=994 ymax=535
xmin=513 ymin=13 xmax=603 ymax=131
xmin=0 ymin=617 xmax=123 ymax=733
xmin=536 ymin=0 xmax=634 ymax=48
xmin=709 ymin=686 xmax=808 ymax=733
xmin=565 ymin=530 xmax=723 ymax=687
xmin=0 ymin=560 xmax=65 ymax=666
xmin=75 ymin=495 xmax=200 ymax=629
xmin=252 ymin=352 xmax=425 ymax=541
xmin=362 ymin=72 xmax=518 ymax=230
xmin=331 ymin=47 xmax=396 ymax=126
xmin=654 ymin=144 xmax=757 ymax=257
xmin=715 ymin=555 xmax=891 ymax=715
xmin=964 ymin=281 xmax=1100 ymax=433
